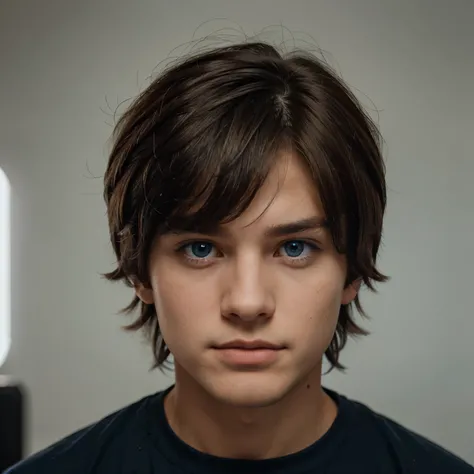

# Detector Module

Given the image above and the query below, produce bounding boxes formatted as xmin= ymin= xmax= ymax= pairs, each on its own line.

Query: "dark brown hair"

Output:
xmin=103 ymin=42 xmax=388 ymax=371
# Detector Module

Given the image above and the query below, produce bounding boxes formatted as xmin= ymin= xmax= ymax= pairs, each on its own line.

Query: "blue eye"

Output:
xmin=184 ymin=242 xmax=214 ymax=259
xmin=281 ymin=241 xmax=312 ymax=258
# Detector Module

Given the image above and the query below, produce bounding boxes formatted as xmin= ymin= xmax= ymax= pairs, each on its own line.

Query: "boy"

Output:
xmin=7 ymin=42 xmax=473 ymax=473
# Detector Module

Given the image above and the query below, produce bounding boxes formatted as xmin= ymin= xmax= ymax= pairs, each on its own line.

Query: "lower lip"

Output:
xmin=214 ymin=348 xmax=281 ymax=366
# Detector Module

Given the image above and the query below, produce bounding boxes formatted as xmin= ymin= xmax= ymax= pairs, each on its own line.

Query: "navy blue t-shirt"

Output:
xmin=5 ymin=386 xmax=473 ymax=473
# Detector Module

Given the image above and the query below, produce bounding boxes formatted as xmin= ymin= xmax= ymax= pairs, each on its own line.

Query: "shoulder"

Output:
xmin=348 ymin=396 xmax=474 ymax=473
xmin=5 ymin=392 xmax=160 ymax=474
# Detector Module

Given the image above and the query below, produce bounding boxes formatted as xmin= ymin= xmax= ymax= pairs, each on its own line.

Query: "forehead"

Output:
xmin=222 ymin=151 xmax=324 ymax=234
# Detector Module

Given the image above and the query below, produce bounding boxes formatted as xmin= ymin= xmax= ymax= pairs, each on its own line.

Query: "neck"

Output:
xmin=163 ymin=365 xmax=338 ymax=460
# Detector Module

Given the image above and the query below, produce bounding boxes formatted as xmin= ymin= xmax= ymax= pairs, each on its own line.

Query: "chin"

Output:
xmin=204 ymin=371 xmax=296 ymax=408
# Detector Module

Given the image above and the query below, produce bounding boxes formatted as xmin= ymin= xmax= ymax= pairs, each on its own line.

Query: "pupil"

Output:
xmin=192 ymin=243 xmax=212 ymax=258
xmin=285 ymin=241 xmax=304 ymax=257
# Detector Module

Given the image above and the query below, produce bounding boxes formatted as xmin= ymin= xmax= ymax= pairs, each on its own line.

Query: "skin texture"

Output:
xmin=136 ymin=150 xmax=359 ymax=459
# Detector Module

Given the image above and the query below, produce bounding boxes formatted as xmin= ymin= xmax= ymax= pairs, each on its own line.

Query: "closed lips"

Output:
xmin=215 ymin=340 xmax=284 ymax=350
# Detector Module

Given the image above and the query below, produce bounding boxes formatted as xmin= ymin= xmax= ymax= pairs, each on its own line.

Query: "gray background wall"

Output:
xmin=1 ymin=0 xmax=473 ymax=464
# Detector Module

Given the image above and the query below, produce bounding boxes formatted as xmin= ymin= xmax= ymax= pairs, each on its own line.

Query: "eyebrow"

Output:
xmin=264 ymin=216 xmax=328 ymax=237
xmin=167 ymin=216 xmax=328 ymax=238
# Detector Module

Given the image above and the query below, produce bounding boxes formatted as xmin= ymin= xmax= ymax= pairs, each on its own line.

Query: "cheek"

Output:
xmin=284 ymin=271 xmax=344 ymax=351
xmin=150 ymin=263 xmax=216 ymax=350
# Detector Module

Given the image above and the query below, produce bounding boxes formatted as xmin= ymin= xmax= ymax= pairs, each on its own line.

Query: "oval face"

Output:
xmin=136 ymin=151 xmax=358 ymax=407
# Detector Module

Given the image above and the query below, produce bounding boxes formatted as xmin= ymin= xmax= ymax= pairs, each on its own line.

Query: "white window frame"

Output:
xmin=0 ymin=167 xmax=11 ymax=367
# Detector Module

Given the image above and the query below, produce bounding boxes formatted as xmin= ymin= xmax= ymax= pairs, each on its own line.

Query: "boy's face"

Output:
xmin=137 ymin=151 xmax=358 ymax=407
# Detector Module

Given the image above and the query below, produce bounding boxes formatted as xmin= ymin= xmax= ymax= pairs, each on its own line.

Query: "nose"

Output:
xmin=220 ymin=256 xmax=275 ymax=323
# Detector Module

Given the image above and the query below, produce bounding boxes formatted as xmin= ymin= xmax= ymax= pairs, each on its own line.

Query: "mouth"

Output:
xmin=212 ymin=340 xmax=285 ymax=367
xmin=214 ymin=339 xmax=285 ymax=351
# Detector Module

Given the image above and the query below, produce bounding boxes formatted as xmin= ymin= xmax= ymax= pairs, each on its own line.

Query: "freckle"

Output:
xmin=307 ymin=384 xmax=311 ymax=389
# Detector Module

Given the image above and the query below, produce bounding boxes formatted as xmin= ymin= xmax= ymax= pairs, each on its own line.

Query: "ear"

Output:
xmin=341 ymin=278 xmax=361 ymax=305
xmin=134 ymin=282 xmax=155 ymax=305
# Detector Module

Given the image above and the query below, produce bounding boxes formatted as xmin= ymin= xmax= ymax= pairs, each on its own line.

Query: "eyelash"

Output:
xmin=175 ymin=240 xmax=321 ymax=267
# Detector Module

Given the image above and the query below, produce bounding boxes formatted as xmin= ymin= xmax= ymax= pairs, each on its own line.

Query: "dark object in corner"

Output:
xmin=0 ymin=377 xmax=24 ymax=471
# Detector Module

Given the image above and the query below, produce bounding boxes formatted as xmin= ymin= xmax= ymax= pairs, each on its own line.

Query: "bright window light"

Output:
xmin=0 ymin=167 xmax=10 ymax=367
